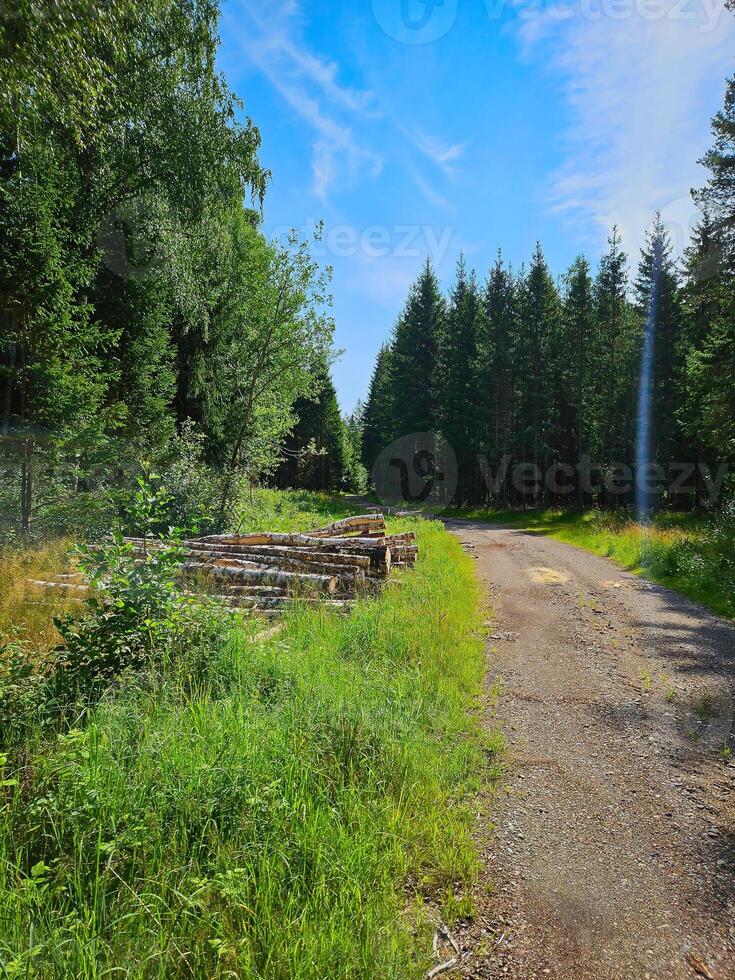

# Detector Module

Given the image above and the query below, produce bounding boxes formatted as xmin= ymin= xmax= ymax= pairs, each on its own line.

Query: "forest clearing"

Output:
xmin=3 ymin=1 xmax=735 ymax=977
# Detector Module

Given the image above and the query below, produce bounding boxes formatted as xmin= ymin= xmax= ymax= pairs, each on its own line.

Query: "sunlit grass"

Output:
xmin=0 ymin=539 xmax=83 ymax=654
xmin=0 ymin=514 xmax=494 ymax=977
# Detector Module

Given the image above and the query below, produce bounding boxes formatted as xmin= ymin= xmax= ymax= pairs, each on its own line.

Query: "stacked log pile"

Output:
xmin=26 ymin=515 xmax=418 ymax=619
xmin=125 ymin=513 xmax=418 ymax=618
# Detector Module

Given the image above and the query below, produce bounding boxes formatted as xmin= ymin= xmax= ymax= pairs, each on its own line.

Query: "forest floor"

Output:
xmin=445 ymin=517 xmax=735 ymax=980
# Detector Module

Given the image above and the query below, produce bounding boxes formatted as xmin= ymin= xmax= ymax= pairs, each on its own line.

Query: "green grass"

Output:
xmin=446 ymin=505 xmax=735 ymax=619
xmin=0 ymin=497 xmax=494 ymax=978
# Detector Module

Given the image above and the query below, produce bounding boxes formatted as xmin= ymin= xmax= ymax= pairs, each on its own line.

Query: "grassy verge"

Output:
xmin=0 ymin=539 xmax=84 ymax=654
xmin=447 ymin=505 xmax=735 ymax=619
xmin=0 ymin=496 xmax=494 ymax=977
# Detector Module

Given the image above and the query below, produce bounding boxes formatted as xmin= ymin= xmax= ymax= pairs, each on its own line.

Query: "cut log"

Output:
xmin=183 ymin=549 xmax=367 ymax=581
xmin=124 ymin=534 xmax=387 ymax=562
xmin=184 ymin=544 xmax=372 ymax=569
xmin=197 ymin=531 xmax=386 ymax=551
xmin=180 ymin=562 xmax=338 ymax=594
xmin=304 ymin=514 xmax=386 ymax=537
xmin=225 ymin=596 xmax=354 ymax=610
xmin=217 ymin=585 xmax=289 ymax=597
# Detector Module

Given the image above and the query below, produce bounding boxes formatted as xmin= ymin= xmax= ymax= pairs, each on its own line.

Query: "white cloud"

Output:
xmin=224 ymin=0 xmax=468 ymax=206
xmin=514 ymin=0 xmax=735 ymax=258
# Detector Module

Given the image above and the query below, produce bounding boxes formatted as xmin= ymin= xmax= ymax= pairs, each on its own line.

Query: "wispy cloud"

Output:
xmin=410 ymin=131 xmax=467 ymax=178
xmin=412 ymin=171 xmax=455 ymax=212
xmin=224 ymin=0 xmax=468 ymax=207
xmin=227 ymin=0 xmax=381 ymax=199
xmin=513 ymin=1 xmax=735 ymax=258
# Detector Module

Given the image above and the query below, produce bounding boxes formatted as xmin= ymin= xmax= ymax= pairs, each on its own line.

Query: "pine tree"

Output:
xmin=477 ymin=251 xmax=519 ymax=503
xmin=593 ymin=228 xmax=640 ymax=497
xmin=696 ymin=64 xmax=735 ymax=271
xmin=436 ymin=256 xmax=485 ymax=501
xmin=515 ymin=243 xmax=563 ymax=503
xmin=275 ymin=365 xmax=345 ymax=492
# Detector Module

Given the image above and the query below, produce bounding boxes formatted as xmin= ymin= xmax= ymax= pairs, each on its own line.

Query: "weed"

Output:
xmin=443 ymin=888 xmax=476 ymax=925
xmin=694 ymin=693 xmax=715 ymax=722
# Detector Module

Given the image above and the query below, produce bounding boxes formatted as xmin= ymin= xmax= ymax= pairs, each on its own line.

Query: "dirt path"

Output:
xmin=445 ymin=519 xmax=735 ymax=980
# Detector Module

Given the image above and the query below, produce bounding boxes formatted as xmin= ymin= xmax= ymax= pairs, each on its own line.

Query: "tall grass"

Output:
xmin=0 ymin=519 xmax=491 ymax=977
xmin=0 ymin=540 xmax=83 ymax=654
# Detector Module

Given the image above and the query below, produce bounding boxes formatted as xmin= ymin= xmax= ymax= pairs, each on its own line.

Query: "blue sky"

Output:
xmin=218 ymin=0 xmax=735 ymax=413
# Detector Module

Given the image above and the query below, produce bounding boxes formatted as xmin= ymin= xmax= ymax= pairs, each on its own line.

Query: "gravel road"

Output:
xmin=444 ymin=518 xmax=735 ymax=980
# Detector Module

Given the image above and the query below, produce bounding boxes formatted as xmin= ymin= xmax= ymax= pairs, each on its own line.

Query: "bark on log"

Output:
xmin=225 ymin=596 xmax=354 ymax=610
xmin=182 ymin=549 xmax=367 ymax=579
xmin=304 ymin=514 xmax=386 ymax=537
xmin=197 ymin=531 xmax=386 ymax=551
xmin=185 ymin=545 xmax=372 ymax=569
xmin=180 ymin=562 xmax=338 ymax=594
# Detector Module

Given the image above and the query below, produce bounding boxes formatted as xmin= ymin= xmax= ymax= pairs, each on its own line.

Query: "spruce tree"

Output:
xmin=634 ymin=214 xmax=685 ymax=475
xmin=390 ymin=258 xmax=445 ymax=438
xmin=515 ymin=243 xmax=563 ymax=503
xmin=593 ymin=228 xmax=640 ymax=495
xmin=361 ymin=344 xmax=395 ymax=473
xmin=562 ymin=256 xmax=596 ymax=504
xmin=696 ymin=62 xmax=735 ymax=270
xmin=477 ymin=251 xmax=519 ymax=503
xmin=275 ymin=364 xmax=345 ymax=492
xmin=436 ymin=256 xmax=485 ymax=501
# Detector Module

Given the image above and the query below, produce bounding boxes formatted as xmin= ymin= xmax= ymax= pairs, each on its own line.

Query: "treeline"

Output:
xmin=361 ymin=69 xmax=735 ymax=509
xmin=0 ymin=0 xmax=341 ymax=540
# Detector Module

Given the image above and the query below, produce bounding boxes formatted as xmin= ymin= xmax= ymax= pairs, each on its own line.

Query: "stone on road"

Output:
xmin=446 ymin=518 xmax=735 ymax=980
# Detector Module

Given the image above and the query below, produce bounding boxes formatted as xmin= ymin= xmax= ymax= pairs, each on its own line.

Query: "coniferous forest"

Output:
xmin=3 ymin=2 xmax=734 ymax=527
xmin=361 ymin=76 xmax=735 ymax=510
xmin=2 ymin=3 xmax=735 ymax=976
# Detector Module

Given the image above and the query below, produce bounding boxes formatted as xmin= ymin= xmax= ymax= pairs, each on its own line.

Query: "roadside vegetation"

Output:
xmin=0 ymin=490 xmax=493 ymax=977
xmin=448 ymin=503 xmax=735 ymax=619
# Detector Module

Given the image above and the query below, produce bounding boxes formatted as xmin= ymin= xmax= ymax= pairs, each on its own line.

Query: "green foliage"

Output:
xmin=52 ymin=472 xmax=222 ymax=696
xmin=0 ymin=0 xmax=337 ymax=539
xmin=436 ymin=257 xmax=485 ymax=501
xmin=391 ymin=258 xmax=445 ymax=437
xmin=343 ymin=401 xmax=369 ymax=493
xmin=361 ymin=343 xmax=395 ymax=472
xmin=0 ymin=516 xmax=489 ymax=977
